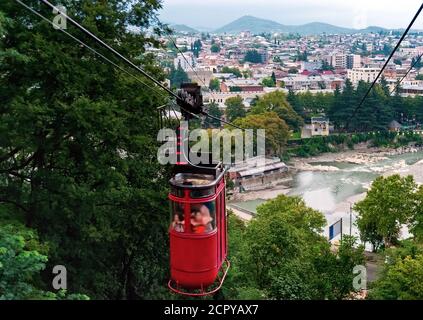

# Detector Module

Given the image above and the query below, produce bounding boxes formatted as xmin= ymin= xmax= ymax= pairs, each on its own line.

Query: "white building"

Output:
xmin=301 ymin=117 xmax=330 ymax=138
xmin=331 ymin=54 xmax=361 ymax=69
xmin=331 ymin=54 xmax=347 ymax=69
xmin=280 ymin=74 xmax=344 ymax=91
xmin=347 ymin=54 xmax=361 ymax=69
xmin=347 ymin=68 xmax=381 ymax=85
xmin=174 ymin=52 xmax=195 ymax=71
xmin=228 ymin=156 xmax=288 ymax=191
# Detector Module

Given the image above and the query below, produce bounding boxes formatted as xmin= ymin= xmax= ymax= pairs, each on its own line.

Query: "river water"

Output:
xmin=231 ymin=150 xmax=423 ymax=241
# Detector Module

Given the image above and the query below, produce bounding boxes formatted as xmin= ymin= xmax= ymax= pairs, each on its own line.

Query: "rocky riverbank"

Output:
xmin=292 ymin=143 xmax=423 ymax=172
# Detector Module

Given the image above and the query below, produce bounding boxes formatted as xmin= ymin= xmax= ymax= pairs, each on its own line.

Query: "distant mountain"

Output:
xmin=214 ymin=16 xmax=286 ymax=34
xmin=214 ymin=15 xmax=388 ymax=35
xmin=170 ymin=24 xmax=199 ymax=34
xmin=293 ymin=22 xmax=356 ymax=35
xmin=362 ymin=26 xmax=388 ymax=33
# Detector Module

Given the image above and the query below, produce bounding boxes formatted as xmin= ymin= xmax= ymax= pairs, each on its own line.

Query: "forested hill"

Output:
xmin=0 ymin=1 xmax=172 ymax=299
xmin=214 ymin=15 xmax=387 ymax=35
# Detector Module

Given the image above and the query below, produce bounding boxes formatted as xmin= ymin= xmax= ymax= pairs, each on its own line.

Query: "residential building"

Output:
xmin=220 ymin=79 xmax=264 ymax=93
xmin=301 ymin=117 xmax=330 ymax=138
xmin=228 ymin=156 xmax=288 ymax=192
xmin=347 ymin=68 xmax=381 ymax=85
xmin=331 ymin=54 xmax=347 ymax=69
xmin=174 ymin=52 xmax=195 ymax=71
xmin=346 ymin=54 xmax=361 ymax=69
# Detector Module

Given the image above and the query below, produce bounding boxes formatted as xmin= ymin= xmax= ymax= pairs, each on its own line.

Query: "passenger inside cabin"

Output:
xmin=172 ymin=213 xmax=184 ymax=232
xmin=200 ymin=205 xmax=213 ymax=233
xmin=190 ymin=205 xmax=214 ymax=234
xmin=191 ymin=210 xmax=205 ymax=234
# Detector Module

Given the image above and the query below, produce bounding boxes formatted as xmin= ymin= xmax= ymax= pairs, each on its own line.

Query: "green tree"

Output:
xmin=242 ymin=70 xmax=253 ymax=79
xmin=206 ymin=102 xmax=222 ymax=128
xmin=296 ymin=50 xmax=308 ymax=62
xmin=287 ymin=89 xmax=303 ymax=117
xmin=369 ymin=253 xmax=423 ymax=300
xmin=244 ymin=50 xmax=262 ymax=64
xmin=321 ymin=60 xmax=334 ymax=71
xmin=0 ymin=1 xmax=171 ymax=299
xmin=328 ymin=79 xmax=355 ymax=130
xmin=412 ymin=56 xmax=423 ymax=69
xmin=0 ymin=223 xmax=88 ymax=300
xmin=223 ymin=195 xmax=365 ymax=300
xmin=411 ymin=186 xmax=423 ymax=241
xmin=192 ymin=39 xmax=202 ymax=58
xmin=233 ymin=112 xmax=290 ymax=155
xmin=225 ymin=96 xmax=246 ymax=122
xmin=209 ymin=78 xmax=220 ymax=91
xmin=355 ymin=175 xmax=418 ymax=249
xmin=221 ymin=66 xmax=242 ymax=78
xmin=383 ymin=43 xmax=393 ymax=56
xmin=394 ymin=58 xmax=403 ymax=66
xmin=261 ymin=77 xmax=275 ymax=87
xmin=242 ymin=195 xmax=327 ymax=297
xmin=271 ymin=72 xmax=277 ymax=84
xmin=211 ymin=43 xmax=220 ymax=53
xmin=170 ymin=61 xmax=190 ymax=88
xmin=251 ymin=91 xmax=304 ymax=131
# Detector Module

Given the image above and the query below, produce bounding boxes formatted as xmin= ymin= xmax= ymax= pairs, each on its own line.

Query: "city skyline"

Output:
xmin=159 ymin=0 xmax=423 ymax=30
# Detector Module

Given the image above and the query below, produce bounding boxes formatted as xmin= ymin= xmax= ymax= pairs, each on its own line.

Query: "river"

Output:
xmin=230 ymin=150 xmax=423 ymax=241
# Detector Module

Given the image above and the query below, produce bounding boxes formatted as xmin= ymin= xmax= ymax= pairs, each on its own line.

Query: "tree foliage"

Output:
xmin=223 ymin=196 xmax=365 ymax=300
xmin=251 ymin=91 xmax=304 ymax=131
xmin=169 ymin=62 xmax=190 ymax=88
xmin=221 ymin=66 xmax=242 ymax=78
xmin=211 ymin=44 xmax=221 ymax=53
xmin=0 ymin=223 xmax=88 ymax=300
xmin=233 ymin=112 xmax=289 ymax=156
xmin=205 ymin=102 xmax=222 ymax=128
xmin=0 ymin=0 xmax=172 ymax=299
xmin=355 ymin=175 xmax=419 ymax=249
xmin=225 ymin=96 xmax=246 ymax=122
xmin=244 ymin=50 xmax=263 ymax=64
xmin=369 ymin=241 xmax=423 ymax=300
xmin=209 ymin=78 xmax=220 ymax=91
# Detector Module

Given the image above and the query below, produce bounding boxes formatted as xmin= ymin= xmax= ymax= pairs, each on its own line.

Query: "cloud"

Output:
xmin=160 ymin=0 xmax=423 ymax=29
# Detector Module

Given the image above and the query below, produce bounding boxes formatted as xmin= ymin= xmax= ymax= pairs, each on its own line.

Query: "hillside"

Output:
xmin=170 ymin=24 xmax=199 ymax=33
xmin=214 ymin=15 xmax=286 ymax=34
xmin=214 ymin=15 xmax=387 ymax=35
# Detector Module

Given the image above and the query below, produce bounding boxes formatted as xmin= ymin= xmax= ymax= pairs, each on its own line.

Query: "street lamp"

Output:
xmin=347 ymin=201 xmax=353 ymax=237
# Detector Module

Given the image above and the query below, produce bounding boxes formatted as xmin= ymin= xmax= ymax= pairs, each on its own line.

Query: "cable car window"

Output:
xmin=190 ymin=187 xmax=214 ymax=199
xmin=172 ymin=173 xmax=214 ymax=187
xmin=170 ymin=186 xmax=184 ymax=198
xmin=190 ymin=201 xmax=216 ymax=234
xmin=170 ymin=202 xmax=185 ymax=233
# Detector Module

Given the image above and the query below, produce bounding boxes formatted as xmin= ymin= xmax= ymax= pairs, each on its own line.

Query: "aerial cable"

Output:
xmin=39 ymin=0 xmax=179 ymax=100
xmin=155 ymin=17 xmax=223 ymax=120
xmin=351 ymin=2 xmax=423 ymax=119
xmin=20 ymin=0 xmax=259 ymax=138
xmin=390 ymin=52 xmax=423 ymax=95
xmin=157 ymin=20 xmax=208 ymax=89
xmin=15 ymin=0 xmax=169 ymax=100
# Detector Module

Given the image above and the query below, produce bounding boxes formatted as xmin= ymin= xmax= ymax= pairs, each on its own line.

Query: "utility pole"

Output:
xmin=349 ymin=202 xmax=353 ymax=236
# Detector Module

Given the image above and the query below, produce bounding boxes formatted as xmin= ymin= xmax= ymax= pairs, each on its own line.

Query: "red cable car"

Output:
xmin=168 ymin=163 xmax=230 ymax=296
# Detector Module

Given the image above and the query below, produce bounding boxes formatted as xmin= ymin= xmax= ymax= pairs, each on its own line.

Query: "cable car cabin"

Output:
xmin=168 ymin=163 xmax=230 ymax=296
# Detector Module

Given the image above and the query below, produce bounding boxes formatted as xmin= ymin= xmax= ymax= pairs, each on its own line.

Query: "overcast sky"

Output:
xmin=159 ymin=0 xmax=423 ymax=30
